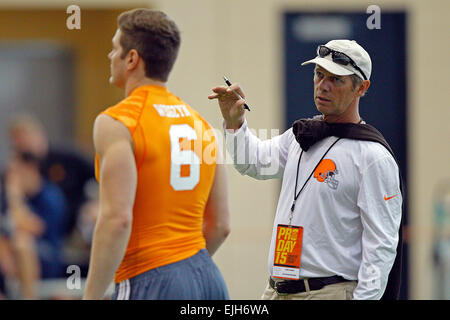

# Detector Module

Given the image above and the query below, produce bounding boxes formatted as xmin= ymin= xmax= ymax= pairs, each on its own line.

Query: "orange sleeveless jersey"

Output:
xmin=95 ymin=85 xmax=217 ymax=283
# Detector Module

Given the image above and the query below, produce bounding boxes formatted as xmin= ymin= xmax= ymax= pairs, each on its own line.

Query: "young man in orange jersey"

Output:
xmin=83 ymin=9 xmax=230 ymax=300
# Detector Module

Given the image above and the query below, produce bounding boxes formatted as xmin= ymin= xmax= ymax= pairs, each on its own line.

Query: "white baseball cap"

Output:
xmin=301 ymin=39 xmax=372 ymax=80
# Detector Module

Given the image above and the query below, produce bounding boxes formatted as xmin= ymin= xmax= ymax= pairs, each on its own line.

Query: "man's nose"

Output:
xmin=317 ymin=78 xmax=331 ymax=92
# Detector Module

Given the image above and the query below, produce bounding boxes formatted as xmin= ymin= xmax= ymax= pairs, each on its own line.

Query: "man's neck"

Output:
xmin=124 ymin=77 xmax=167 ymax=97
xmin=322 ymin=101 xmax=361 ymax=124
xmin=322 ymin=113 xmax=361 ymax=124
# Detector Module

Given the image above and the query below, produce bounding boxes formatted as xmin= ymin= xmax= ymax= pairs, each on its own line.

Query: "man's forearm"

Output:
xmin=224 ymin=120 xmax=286 ymax=180
xmin=204 ymin=225 xmax=230 ymax=256
xmin=83 ymin=215 xmax=131 ymax=299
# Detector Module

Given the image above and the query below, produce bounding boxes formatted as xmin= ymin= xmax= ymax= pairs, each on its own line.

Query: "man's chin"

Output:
xmin=315 ymin=103 xmax=330 ymax=115
xmin=109 ymin=76 xmax=124 ymax=88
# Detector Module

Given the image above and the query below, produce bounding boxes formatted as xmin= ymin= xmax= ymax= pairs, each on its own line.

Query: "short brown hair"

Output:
xmin=118 ymin=8 xmax=180 ymax=82
xmin=351 ymin=74 xmax=367 ymax=97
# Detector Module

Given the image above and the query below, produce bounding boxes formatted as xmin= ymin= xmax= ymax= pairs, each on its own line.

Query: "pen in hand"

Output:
xmin=223 ymin=76 xmax=251 ymax=111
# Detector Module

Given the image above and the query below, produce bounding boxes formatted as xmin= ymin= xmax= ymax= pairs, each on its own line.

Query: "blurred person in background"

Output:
xmin=0 ymin=207 xmax=11 ymax=299
xmin=83 ymin=8 xmax=230 ymax=300
xmin=0 ymin=150 xmax=67 ymax=299
xmin=64 ymin=180 xmax=99 ymax=277
xmin=8 ymin=114 xmax=96 ymax=241
xmin=7 ymin=114 xmax=97 ymax=277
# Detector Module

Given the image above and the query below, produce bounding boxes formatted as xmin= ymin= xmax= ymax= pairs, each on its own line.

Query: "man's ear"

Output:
xmin=126 ymin=49 xmax=140 ymax=71
xmin=357 ymin=80 xmax=371 ymax=97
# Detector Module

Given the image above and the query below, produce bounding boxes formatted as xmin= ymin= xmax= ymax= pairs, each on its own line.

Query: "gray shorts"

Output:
xmin=112 ymin=249 xmax=229 ymax=300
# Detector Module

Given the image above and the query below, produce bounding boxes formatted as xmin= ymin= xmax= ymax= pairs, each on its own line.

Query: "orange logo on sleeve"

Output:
xmin=384 ymin=194 xmax=398 ymax=201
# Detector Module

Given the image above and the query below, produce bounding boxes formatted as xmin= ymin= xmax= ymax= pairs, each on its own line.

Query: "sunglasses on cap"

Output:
xmin=317 ymin=45 xmax=368 ymax=81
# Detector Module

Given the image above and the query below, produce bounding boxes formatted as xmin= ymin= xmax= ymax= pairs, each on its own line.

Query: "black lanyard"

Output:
xmin=288 ymin=137 xmax=342 ymax=225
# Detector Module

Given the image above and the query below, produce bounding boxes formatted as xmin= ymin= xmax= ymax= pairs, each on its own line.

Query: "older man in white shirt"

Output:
xmin=209 ymin=39 xmax=403 ymax=300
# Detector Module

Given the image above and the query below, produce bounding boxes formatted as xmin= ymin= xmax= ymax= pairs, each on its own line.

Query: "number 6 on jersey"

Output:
xmin=169 ymin=124 xmax=200 ymax=191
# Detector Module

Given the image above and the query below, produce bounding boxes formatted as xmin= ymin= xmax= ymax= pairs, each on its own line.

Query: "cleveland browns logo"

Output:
xmin=313 ymin=159 xmax=339 ymax=190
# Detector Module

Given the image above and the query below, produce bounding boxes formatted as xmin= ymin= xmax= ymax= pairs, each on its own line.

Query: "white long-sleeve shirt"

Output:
xmin=225 ymin=120 xmax=402 ymax=300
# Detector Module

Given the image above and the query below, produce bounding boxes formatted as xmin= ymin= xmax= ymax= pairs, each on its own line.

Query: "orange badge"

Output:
xmin=272 ymin=224 xmax=303 ymax=280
